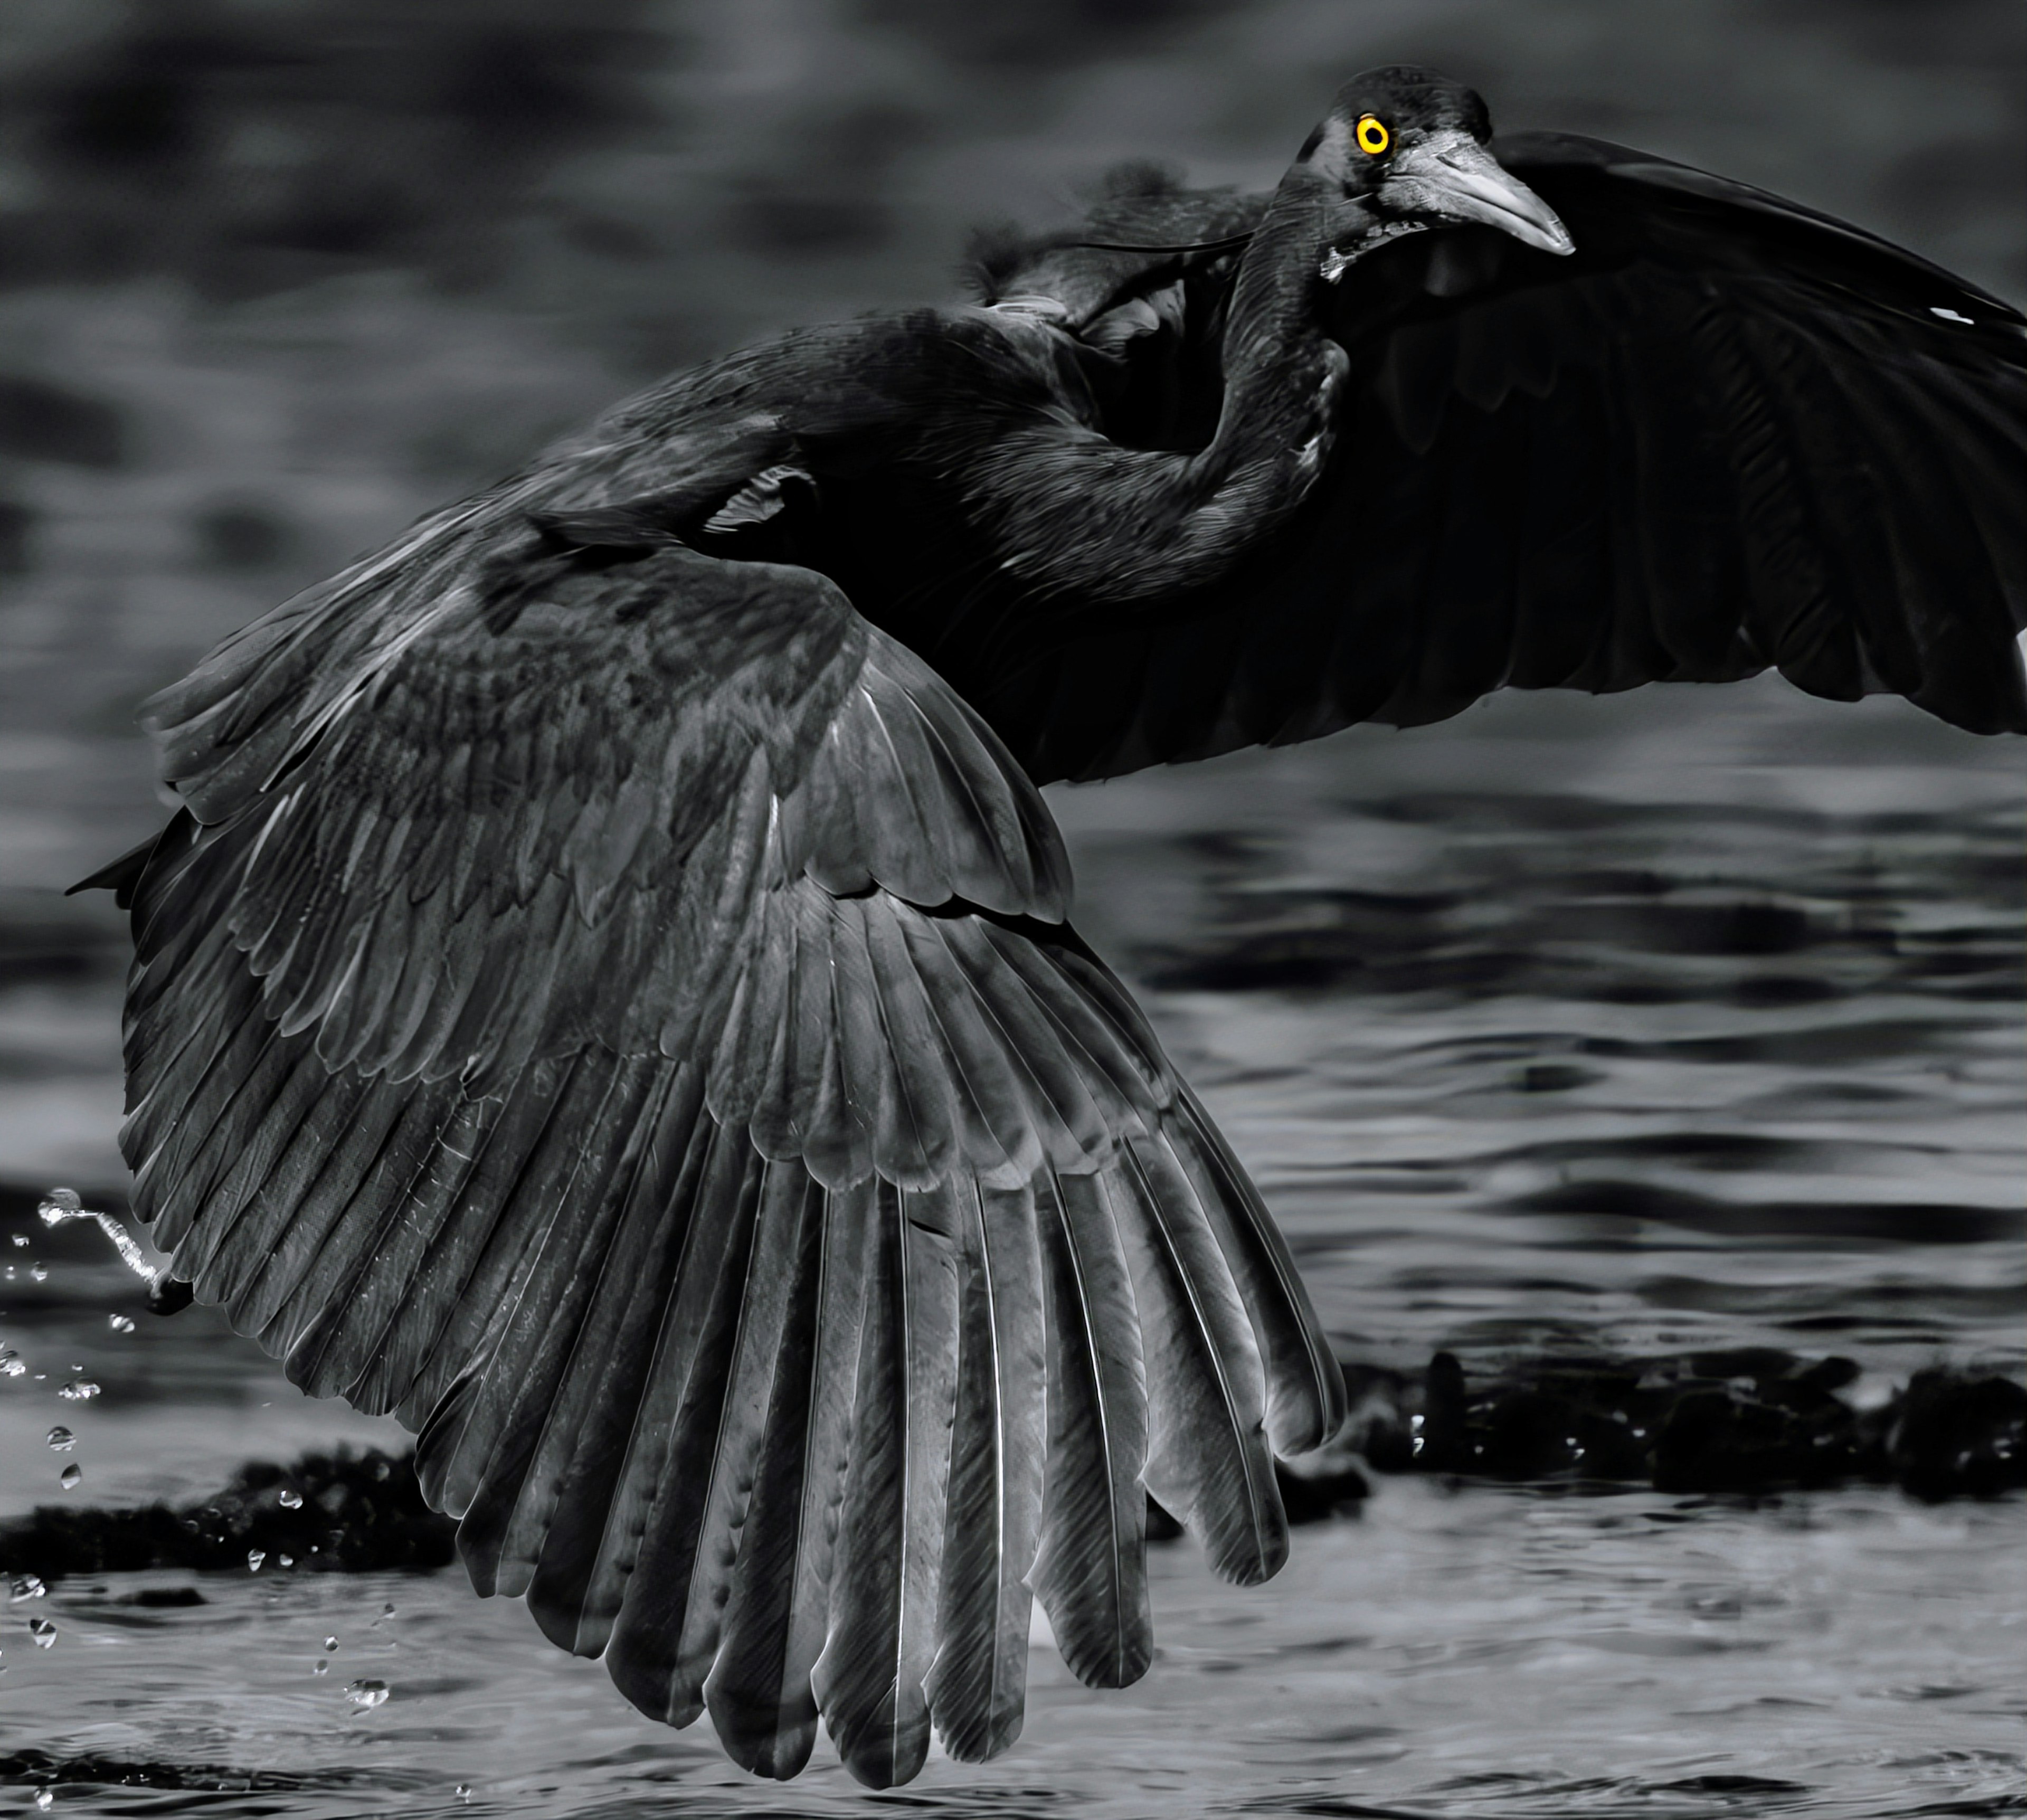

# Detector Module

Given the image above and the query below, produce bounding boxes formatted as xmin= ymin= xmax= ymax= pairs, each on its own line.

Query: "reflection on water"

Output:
xmin=1 ymin=678 xmax=2021 ymax=1817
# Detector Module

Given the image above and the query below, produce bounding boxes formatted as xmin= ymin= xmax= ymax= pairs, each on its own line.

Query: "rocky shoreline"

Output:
xmin=5 ymin=1349 xmax=2017 ymax=1585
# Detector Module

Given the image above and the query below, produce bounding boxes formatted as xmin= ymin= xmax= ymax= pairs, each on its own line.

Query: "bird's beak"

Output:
xmin=1380 ymin=132 xmax=1575 ymax=256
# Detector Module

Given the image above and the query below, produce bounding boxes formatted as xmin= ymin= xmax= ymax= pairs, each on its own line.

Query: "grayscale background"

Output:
xmin=1 ymin=4 xmax=2021 ymax=1816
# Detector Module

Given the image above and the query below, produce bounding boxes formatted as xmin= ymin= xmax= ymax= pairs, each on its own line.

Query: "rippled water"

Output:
xmin=2 ymin=679 xmax=2023 ymax=1818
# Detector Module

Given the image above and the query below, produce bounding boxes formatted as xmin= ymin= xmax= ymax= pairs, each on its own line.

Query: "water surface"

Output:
xmin=3 ymin=679 xmax=2020 ymax=1819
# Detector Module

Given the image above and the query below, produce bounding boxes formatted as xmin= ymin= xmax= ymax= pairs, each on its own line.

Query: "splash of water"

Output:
xmin=36 ymin=1188 xmax=163 ymax=1287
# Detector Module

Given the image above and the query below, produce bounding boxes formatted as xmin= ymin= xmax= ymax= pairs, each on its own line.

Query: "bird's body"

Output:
xmin=80 ymin=68 xmax=2026 ymax=1787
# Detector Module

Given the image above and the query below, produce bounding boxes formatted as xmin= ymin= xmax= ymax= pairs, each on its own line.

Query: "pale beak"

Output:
xmin=1380 ymin=132 xmax=1575 ymax=256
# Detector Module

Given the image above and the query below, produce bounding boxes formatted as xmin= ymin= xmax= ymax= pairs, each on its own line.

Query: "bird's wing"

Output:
xmin=936 ymin=134 xmax=2027 ymax=783
xmin=113 ymin=533 xmax=1341 ymax=1785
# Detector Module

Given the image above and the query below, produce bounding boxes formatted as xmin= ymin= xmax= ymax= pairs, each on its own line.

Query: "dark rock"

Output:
xmin=0 ymin=1446 xmax=456 ymax=1581
xmin=0 ymin=1750 xmax=321 ymax=1795
xmin=1887 ymin=1370 xmax=2027 ymax=1501
xmin=1652 ymin=1389 xmax=1817 ymax=1493
xmin=3 ymin=1361 xmax=2015 ymax=1593
xmin=1331 ymin=1348 xmax=2019 ymax=1503
xmin=1334 ymin=1359 xmax=1420 ymax=1472
xmin=1275 ymin=1444 xmax=1371 ymax=1524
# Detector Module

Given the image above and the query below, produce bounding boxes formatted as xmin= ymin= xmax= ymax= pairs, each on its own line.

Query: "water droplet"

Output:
xmin=34 ymin=1788 xmax=54 ymax=1810
xmin=56 ymin=1380 xmax=100 ymax=1402
xmin=278 ymin=1489 xmax=303 ymax=1509
xmin=11 ymin=1575 xmax=46 ymax=1602
xmin=313 ymin=1661 xmax=328 ymax=1675
xmin=108 ymin=1314 xmax=136 ymax=1334
xmin=324 ymin=1636 xmax=339 ymax=1652
xmin=59 ymin=1464 xmax=81 ymax=1490
xmin=277 ymin=1554 xmax=293 ymax=1568
xmin=346 ymin=1677 xmax=389 ymax=1709
xmin=29 ymin=1616 xmax=56 ymax=1647
xmin=247 ymin=1550 xmax=266 ymax=1572
xmin=46 ymin=1427 xmax=74 ymax=1451
xmin=0 ymin=1349 xmax=22 ymax=1377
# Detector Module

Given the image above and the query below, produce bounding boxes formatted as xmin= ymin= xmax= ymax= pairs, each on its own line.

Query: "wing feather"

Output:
xmin=704 ymin=1173 xmax=873 ymax=1778
xmin=926 ymin=1181 xmax=1047 ymax=1761
xmin=1110 ymin=1138 xmax=1284 ymax=1586
xmin=917 ymin=139 xmax=2027 ymax=782
xmin=1030 ymin=1172 xmax=1152 ymax=1690
xmin=98 ymin=516 xmax=1339 ymax=1792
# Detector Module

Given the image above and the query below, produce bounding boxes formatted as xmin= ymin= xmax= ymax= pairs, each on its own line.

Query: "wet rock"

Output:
xmin=0 ymin=1750 xmax=320 ymax=1795
xmin=1332 ymin=1360 xmax=1422 ymax=1473
xmin=0 ymin=1446 xmax=456 ymax=1582
xmin=1651 ymin=1389 xmax=1826 ymax=1493
xmin=1274 ymin=1442 xmax=1371 ymax=1524
xmin=3 ymin=1362 xmax=2017 ymax=1593
xmin=1887 ymin=1369 xmax=2027 ymax=1501
xmin=1333 ymin=1348 xmax=2024 ymax=1501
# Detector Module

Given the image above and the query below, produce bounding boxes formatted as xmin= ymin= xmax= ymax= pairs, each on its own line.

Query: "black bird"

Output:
xmin=76 ymin=67 xmax=2026 ymax=1786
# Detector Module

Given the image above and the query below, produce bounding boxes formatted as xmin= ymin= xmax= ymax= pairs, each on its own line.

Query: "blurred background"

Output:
xmin=0 ymin=6 xmax=2021 ymax=1815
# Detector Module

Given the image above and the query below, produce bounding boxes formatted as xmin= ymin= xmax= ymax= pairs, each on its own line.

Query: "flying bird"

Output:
xmin=76 ymin=66 xmax=2026 ymax=1786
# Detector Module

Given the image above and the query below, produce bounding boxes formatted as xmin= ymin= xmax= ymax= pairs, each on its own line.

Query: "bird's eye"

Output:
xmin=1356 ymin=115 xmax=1390 ymax=156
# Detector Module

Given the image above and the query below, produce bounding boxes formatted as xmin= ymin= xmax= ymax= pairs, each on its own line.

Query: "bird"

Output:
xmin=72 ymin=64 xmax=2025 ymax=1787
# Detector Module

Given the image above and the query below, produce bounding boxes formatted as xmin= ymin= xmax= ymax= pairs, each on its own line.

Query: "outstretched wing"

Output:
xmin=929 ymin=135 xmax=2027 ymax=782
xmin=111 ymin=533 xmax=1342 ymax=1785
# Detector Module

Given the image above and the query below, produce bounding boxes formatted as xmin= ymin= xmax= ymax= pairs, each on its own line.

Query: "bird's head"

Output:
xmin=1296 ymin=65 xmax=1574 ymax=278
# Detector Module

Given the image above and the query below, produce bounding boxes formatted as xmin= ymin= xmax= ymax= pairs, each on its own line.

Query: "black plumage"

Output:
xmin=78 ymin=64 xmax=2023 ymax=1786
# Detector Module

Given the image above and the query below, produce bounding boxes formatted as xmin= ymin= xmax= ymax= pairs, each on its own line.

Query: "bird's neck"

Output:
xmin=1200 ymin=170 xmax=1350 ymax=482
xmin=976 ymin=169 xmax=1351 ymax=608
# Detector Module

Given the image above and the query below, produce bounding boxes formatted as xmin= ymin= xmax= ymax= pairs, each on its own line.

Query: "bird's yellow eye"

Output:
xmin=1355 ymin=115 xmax=1390 ymax=156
